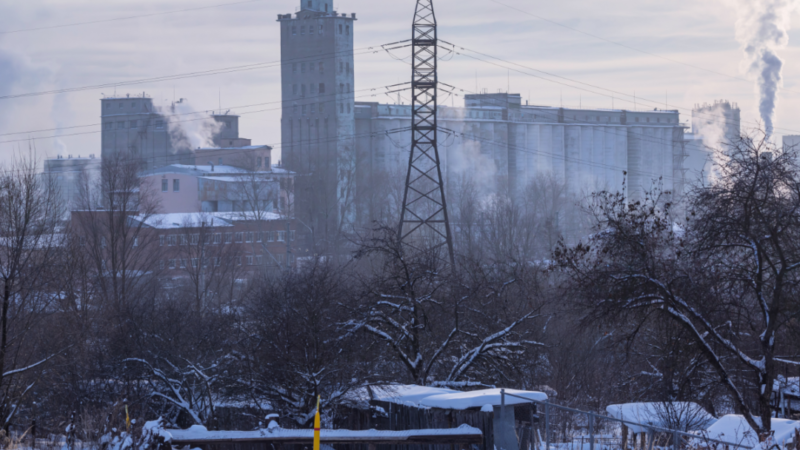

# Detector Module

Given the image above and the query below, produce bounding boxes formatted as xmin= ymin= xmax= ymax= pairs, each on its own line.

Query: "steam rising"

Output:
xmin=733 ymin=0 xmax=798 ymax=137
xmin=167 ymin=101 xmax=222 ymax=151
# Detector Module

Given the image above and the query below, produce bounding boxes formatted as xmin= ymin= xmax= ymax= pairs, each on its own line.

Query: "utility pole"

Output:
xmin=398 ymin=0 xmax=455 ymax=265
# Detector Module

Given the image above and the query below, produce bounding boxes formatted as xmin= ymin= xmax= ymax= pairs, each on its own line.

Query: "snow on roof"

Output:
xmin=418 ymin=388 xmax=548 ymax=410
xmin=702 ymin=415 xmax=800 ymax=448
xmin=606 ymin=402 xmax=716 ymax=433
xmin=775 ymin=376 xmax=800 ymax=397
xmin=166 ymin=424 xmax=482 ymax=444
xmin=132 ymin=213 xmax=235 ymax=229
xmin=371 ymin=385 xmax=460 ymax=406
xmin=196 ymin=145 xmax=271 ymax=151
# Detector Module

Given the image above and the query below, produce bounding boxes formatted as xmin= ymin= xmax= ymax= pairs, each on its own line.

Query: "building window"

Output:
xmin=162 ymin=179 xmax=168 ymax=192
xmin=307 ymin=0 xmax=312 ymax=7
xmin=635 ymin=117 xmax=639 ymax=122
xmin=192 ymin=258 xmax=198 ymax=268
xmin=104 ymin=122 xmax=113 ymax=130
xmin=278 ymin=231 xmax=286 ymax=242
xmin=214 ymin=233 xmax=222 ymax=244
xmin=159 ymin=235 xmax=165 ymax=246
xmin=180 ymin=259 xmax=187 ymax=268
xmin=224 ymin=232 xmax=233 ymax=243
xmin=339 ymin=62 xmax=343 ymax=73
xmin=155 ymin=120 xmax=165 ymax=128
xmin=319 ymin=83 xmax=325 ymax=94
xmin=246 ymin=255 xmax=254 ymax=265
xmin=168 ymin=259 xmax=176 ymax=269
xmin=246 ymin=232 xmax=254 ymax=243
xmin=191 ymin=234 xmax=199 ymax=245
xmin=256 ymin=255 xmax=263 ymax=265
xmin=339 ymin=24 xmax=343 ymax=34
xmin=117 ymin=122 xmax=125 ymax=129
xmin=235 ymin=232 xmax=244 ymax=243
xmin=319 ymin=62 xmax=324 ymax=74
xmin=257 ymin=157 xmax=262 ymax=167
xmin=159 ymin=260 xmax=165 ymax=270
xmin=289 ymin=230 xmax=296 ymax=241
xmin=236 ymin=257 xmax=242 ymax=266
xmin=319 ymin=24 xmax=324 ymax=34
xmin=310 ymin=103 xmax=316 ymax=114
xmin=133 ymin=237 xmax=139 ymax=247
xmin=339 ymin=83 xmax=343 ymax=93
xmin=301 ymin=62 xmax=306 ymax=73
xmin=180 ymin=234 xmax=188 ymax=245
xmin=256 ymin=232 xmax=263 ymax=242
xmin=339 ymin=103 xmax=344 ymax=113
xmin=647 ymin=117 xmax=650 ymax=123
xmin=119 ymin=103 xmax=123 ymax=108
xmin=346 ymin=83 xmax=350 ymax=93
xmin=214 ymin=257 xmax=221 ymax=267
xmin=346 ymin=25 xmax=350 ymax=35
xmin=292 ymin=63 xmax=297 ymax=73
xmin=302 ymin=105 xmax=307 ymax=115
xmin=168 ymin=235 xmax=177 ymax=246
xmin=218 ymin=157 xmax=223 ymax=164
xmin=347 ymin=103 xmax=351 ymax=113
xmin=292 ymin=26 xmax=297 ymax=35
xmin=267 ymin=231 xmax=275 ymax=242
xmin=325 ymin=3 xmax=328 ymax=12
xmin=301 ymin=84 xmax=306 ymax=97
xmin=173 ymin=179 xmax=180 ymax=192
xmin=129 ymin=121 xmax=136 ymax=129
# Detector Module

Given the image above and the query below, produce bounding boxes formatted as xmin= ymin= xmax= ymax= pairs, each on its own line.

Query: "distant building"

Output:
xmin=279 ymin=0 xmax=357 ymax=242
xmin=140 ymin=162 xmax=294 ymax=216
xmin=355 ymin=94 xmax=685 ymax=221
xmin=783 ymin=135 xmax=800 ymax=153
xmin=100 ymin=95 xmax=250 ymax=170
xmin=43 ymin=154 xmax=101 ymax=216
xmin=684 ymin=100 xmax=741 ymax=186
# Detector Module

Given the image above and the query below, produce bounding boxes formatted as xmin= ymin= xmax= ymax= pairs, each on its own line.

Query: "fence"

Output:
xmin=500 ymin=391 xmax=754 ymax=450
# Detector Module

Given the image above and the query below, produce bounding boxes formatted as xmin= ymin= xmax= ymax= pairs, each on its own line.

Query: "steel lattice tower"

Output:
xmin=398 ymin=0 xmax=455 ymax=264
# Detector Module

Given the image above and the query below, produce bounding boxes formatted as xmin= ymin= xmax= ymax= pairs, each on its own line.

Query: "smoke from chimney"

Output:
xmin=733 ymin=0 xmax=798 ymax=138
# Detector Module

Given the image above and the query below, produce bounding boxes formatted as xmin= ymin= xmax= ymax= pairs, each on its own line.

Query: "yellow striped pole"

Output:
xmin=313 ymin=396 xmax=321 ymax=450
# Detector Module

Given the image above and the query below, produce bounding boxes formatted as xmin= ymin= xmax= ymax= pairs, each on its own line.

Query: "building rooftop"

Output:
xmin=196 ymin=145 xmax=272 ymax=152
xmin=131 ymin=213 xmax=235 ymax=230
xmin=140 ymin=164 xmax=250 ymax=177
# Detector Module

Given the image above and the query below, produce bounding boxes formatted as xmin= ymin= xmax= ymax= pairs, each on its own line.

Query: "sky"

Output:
xmin=1 ymin=0 xmax=799 ymax=166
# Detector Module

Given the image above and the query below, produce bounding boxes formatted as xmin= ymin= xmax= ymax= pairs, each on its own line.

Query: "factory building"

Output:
xmin=43 ymin=154 xmax=101 ymax=217
xmin=278 ymin=0 xmax=687 ymax=243
xmin=278 ymin=0 xmax=357 ymax=244
xmin=683 ymin=100 xmax=741 ymax=186
xmin=101 ymin=95 xmax=250 ymax=170
xmin=354 ymin=94 xmax=685 ymax=222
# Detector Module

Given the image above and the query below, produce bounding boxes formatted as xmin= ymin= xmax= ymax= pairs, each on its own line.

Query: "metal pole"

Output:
xmin=588 ymin=413 xmax=594 ymax=450
xmin=501 ymin=389 xmax=505 ymax=420
xmin=545 ymin=403 xmax=550 ymax=450
xmin=673 ymin=430 xmax=680 ymax=450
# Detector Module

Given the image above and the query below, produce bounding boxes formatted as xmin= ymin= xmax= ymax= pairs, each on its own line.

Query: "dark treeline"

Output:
xmin=1 ymin=133 xmax=799 ymax=443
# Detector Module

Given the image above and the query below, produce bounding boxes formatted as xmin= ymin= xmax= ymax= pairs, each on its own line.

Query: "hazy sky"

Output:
xmin=1 ymin=0 xmax=799 ymax=165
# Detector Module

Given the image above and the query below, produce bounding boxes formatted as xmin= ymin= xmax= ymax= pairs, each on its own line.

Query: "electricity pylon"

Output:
xmin=398 ymin=0 xmax=455 ymax=265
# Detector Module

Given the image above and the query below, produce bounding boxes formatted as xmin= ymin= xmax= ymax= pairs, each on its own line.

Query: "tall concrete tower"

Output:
xmin=278 ymin=0 xmax=357 ymax=249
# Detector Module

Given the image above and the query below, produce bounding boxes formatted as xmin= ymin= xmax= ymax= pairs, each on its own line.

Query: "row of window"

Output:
xmin=159 ymin=230 xmax=294 ymax=246
xmin=292 ymin=83 xmax=350 ymax=98
xmin=103 ymin=120 xmax=165 ymax=130
xmin=290 ymin=23 xmax=349 ymax=37
xmin=161 ymin=179 xmax=180 ymax=192
xmin=291 ymin=61 xmax=350 ymax=75
xmin=292 ymin=102 xmax=350 ymax=116
xmin=105 ymin=101 xmax=149 ymax=110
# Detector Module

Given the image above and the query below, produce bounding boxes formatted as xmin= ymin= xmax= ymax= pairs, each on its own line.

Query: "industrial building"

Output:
xmin=683 ymin=100 xmax=741 ymax=186
xmin=101 ymin=95 xmax=250 ymax=170
xmin=355 ymin=94 xmax=685 ymax=221
xmin=43 ymin=154 xmax=101 ymax=216
xmin=278 ymin=0 xmax=689 ymax=242
xmin=278 ymin=0 xmax=357 ymax=244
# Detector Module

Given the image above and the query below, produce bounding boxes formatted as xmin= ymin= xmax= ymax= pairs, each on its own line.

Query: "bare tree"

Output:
xmin=557 ymin=133 xmax=800 ymax=436
xmin=0 ymin=153 xmax=64 ymax=431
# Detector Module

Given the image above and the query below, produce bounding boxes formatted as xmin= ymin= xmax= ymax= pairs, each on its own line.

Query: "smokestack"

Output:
xmin=733 ymin=0 xmax=799 ymax=138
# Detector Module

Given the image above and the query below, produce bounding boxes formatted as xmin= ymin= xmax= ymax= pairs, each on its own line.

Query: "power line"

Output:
xmin=0 ymin=83 xmax=412 ymax=145
xmin=0 ymin=42 xmax=409 ymax=101
xmin=488 ymin=0 xmax=785 ymax=93
xmin=0 ymin=0 xmax=267 ymax=35
xmin=443 ymin=41 xmax=800 ymax=136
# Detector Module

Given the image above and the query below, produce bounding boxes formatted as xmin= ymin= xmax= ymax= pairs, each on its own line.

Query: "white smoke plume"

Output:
xmin=733 ymin=0 xmax=799 ymax=137
xmin=166 ymin=100 xmax=222 ymax=152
